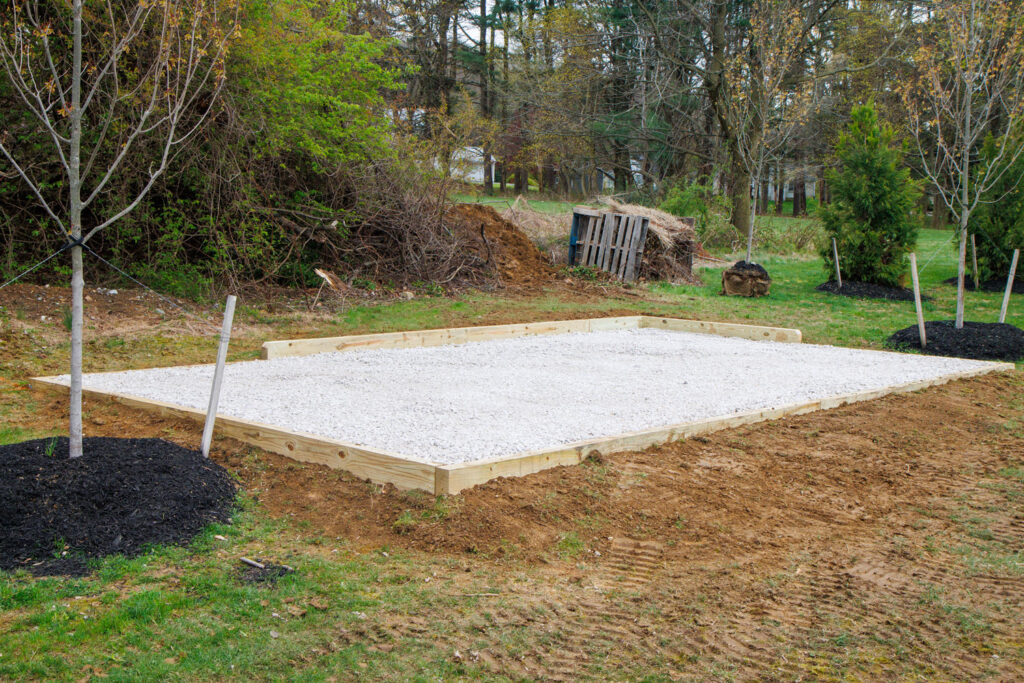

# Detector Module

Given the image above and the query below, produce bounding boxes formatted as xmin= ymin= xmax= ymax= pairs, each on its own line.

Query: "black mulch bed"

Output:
xmin=887 ymin=320 xmax=1024 ymax=362
xmin=817 ymin=280 xmax=931 ymax=302
xmin=728 ymin=260 xmax=771 ymax=278
xmin=1 ymin=437 xmax=236 ymax=576
xmin=943 ymin=276 xmax=1024 ymax=294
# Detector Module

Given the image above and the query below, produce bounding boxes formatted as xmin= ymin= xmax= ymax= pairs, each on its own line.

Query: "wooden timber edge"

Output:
xmin=28 ymin=377 xmax=439 ymax=493
xmin=434 ymin=361 xmax=1016 ymax=494
xmin=260 ymin=315 xmax=802 ymax=359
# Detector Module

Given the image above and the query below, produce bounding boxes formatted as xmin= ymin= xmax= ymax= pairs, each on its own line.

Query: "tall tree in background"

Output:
xmin=0 ymin=0 xmax=235 ymax=457
xmin=902 ymin=0 xmax=1024 ymax=328
xmin=725 ymin=0 xmax=818 ymax=262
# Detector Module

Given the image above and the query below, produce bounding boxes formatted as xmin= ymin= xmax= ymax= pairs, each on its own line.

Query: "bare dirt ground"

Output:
xmin=12 ymin=365 xmax=1024 ymax=680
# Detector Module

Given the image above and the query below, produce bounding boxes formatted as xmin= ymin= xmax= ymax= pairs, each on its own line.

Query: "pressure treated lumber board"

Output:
xmin=435 ymin=361 xmax=1015 ymax=494
xmin=261 ymin=315 xmax=800 ymax=359
xmin=29 ymin=378 xmax=437 ymax=491
xmin=639 ymin=316 xmax=802 ymax=343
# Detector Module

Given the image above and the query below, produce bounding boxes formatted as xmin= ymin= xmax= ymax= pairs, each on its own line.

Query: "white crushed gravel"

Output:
xmin=65 ymin=328 xmax=995 ymax=465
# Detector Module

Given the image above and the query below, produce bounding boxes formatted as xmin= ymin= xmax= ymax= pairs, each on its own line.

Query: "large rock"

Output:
xmin=721 ymin=261 xmax=771 ymax=297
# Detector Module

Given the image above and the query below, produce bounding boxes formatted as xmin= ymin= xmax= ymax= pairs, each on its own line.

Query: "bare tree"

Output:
xmin=0 ymin=0 xmax=236 ymax=457
xmin=902 ymin=0 xmax=1024 ymax=328
xmin=725 ymin=0 xmax=818 ymax=263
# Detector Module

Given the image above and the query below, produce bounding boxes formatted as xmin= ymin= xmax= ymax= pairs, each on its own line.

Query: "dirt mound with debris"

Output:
xmin=0 ymin=437 xmax=236 ymax=575
xmin=887 ymin=320 xmax=1024 ymax=361
xmin=452 ymin=204 xmax=558 ymax=287
xmin=817 ymin=280 xmax=932 ymax=302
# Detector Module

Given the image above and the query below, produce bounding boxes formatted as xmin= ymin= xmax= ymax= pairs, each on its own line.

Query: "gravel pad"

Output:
xmin=0 ymin=437 xmax=235 ymax=575
xmin=60 ymin=329 xmax=997 ymax=465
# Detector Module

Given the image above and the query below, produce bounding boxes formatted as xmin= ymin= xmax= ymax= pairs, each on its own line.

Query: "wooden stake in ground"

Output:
xmin=1000 ymin=249 xmax=1019 ymax=324
xmin=909 ymin=253 xmax=926 ymax=348
xmin=971 ymin=234 xmax=979 ymax=290
xmin=201 ymin=295 xmax=237 ymax=457
xmin=832 ymin=238 xmax=842 ymax=289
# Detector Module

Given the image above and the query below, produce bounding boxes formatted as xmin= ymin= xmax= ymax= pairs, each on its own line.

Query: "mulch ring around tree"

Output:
xmin=816 ymin=280 xmax=932 ymax=302
xmin=886 ymin=320 xmax=1024 ymax=362
xmin=0 ymin=437 xmax=236 ymax=576
xmin=942 ymin=276 xmax=1024 ymax=295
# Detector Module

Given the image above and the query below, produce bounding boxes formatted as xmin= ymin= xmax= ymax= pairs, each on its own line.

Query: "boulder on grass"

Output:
xmin=722 ymin=261 xmax=771 ymax=297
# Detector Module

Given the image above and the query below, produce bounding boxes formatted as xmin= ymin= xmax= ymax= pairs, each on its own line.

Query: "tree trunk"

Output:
xmin=775 ymin=165 xmax=784 ymax=215
xmin=792 ymin=172 xmax=806 ymax=216
xmin=730 ymin=156 xmax=751 ymax=240
xmin=931 ymin=196 xmax=949 ymax=229
xmin=514 ymin=166 xmax=527 ymax=193
xmin=480 ymin=0 xmax=492 ymax=195
xmin=746 ymin=166 xmax=762 ymax=263
xmin=758 ymin=178 xmax=769 ymax=215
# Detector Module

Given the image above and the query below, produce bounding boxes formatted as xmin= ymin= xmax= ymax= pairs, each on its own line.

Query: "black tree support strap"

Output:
xmin=62 ymin=235 xmax=88 ymax=252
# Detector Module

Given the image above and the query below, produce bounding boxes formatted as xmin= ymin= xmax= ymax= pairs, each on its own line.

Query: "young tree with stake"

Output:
xmin=901 ymin=0 xmax=1024 ymax=329
xmin=0 ymin=0 xmax=236 ymax=458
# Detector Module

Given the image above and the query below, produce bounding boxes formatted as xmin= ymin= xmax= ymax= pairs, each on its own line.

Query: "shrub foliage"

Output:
xmin=970 ymin=135 xmax=1024 ymax=283
xmin=820 ymin=104 xmax=920 ymax=287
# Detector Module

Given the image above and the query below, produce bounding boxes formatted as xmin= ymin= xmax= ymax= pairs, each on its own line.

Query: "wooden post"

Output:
xmin=201 ymin=295 xmax=237 ymax=457
xmin=970 ymin=234 xmax=979 ymax=290
xmin=909 ymin=253 xmax=926 ymax=348
xmin=832 ymin=238 xmax=842 ymax=289
xmin=999 ymin=249 xmax=1019 ymax=324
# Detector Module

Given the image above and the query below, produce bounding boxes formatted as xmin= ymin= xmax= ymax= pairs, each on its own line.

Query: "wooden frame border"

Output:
xmin=29 ymin=379 xmax=438 ymax=491
xmin=260 ymin=315 xmax=802 ymax=359
xmin=31 ymin=317 xmax=1013 ymax=495
xmin=435 ymin=362 xmax=1014 ymax=493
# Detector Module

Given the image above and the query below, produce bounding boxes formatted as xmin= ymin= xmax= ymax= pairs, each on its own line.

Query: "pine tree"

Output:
xmin=821 ymin=103 xmax=920 ymax=288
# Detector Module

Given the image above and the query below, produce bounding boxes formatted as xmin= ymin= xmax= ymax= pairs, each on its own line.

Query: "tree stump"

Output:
xmin=721 ymin=261 xmax=771 ymax=297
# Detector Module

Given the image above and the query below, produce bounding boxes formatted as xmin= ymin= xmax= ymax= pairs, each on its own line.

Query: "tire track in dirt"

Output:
xmin=525 ymin=538 xmax=666 ymax=680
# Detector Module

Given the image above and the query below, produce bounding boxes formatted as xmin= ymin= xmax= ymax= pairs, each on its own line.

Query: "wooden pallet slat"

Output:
xmin=631 ymin=218 xmax=650 ymax=281
xmin=616 ymin=216 xmax=637 ymax=279
xmin=623 ymin=216 xmax=648 ymax=282
xmin=599 ymin=213 xmax=616 ymax=271
xmin=610 ymin=215 xmax=628 ymax=277
xmin=579 ymin=213 xmax=598 ymax=266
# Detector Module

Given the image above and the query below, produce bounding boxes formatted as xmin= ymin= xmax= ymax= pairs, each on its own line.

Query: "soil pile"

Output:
xmin=887 ymin=320 xmax=1024 ymax=361
xmin=0 ymin=437 xmax=236 ymax=575
xmin=452 ymin=204 xmax=557 ymax=287
xmin=943 ymin=276 xmax=1024 ymax=294
xmin=817 ymin=280 xmax=931 ymax=302
xmin=600 ymin=198 xmax=703 ymax=284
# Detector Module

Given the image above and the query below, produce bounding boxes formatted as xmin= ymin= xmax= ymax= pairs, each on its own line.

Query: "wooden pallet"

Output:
xmin=568 ymin=208 xmax=650 ymax=281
